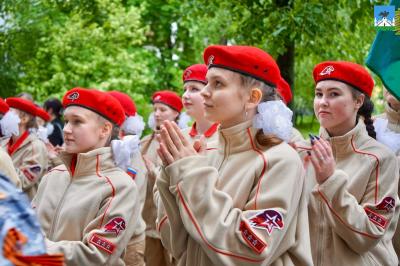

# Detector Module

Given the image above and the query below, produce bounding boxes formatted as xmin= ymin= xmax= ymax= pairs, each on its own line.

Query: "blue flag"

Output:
xmin=366 ymin=0 xmax=400 ymax=100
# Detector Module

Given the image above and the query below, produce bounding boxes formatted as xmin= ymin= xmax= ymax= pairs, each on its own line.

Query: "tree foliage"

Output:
xmin=0 ymin=0 xmax=387 ymax=123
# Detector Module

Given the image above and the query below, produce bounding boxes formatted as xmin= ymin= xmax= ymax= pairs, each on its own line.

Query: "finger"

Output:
xmin=157 ymin=148 xmax=168 ymax=166
xmin=159 ymin=125 xmax=179 ymax=157
xmin=159 ymin=142 xmax=174 ymax=165
xmin=319 ymin=138 xmax=333 ymax=158
xmin=312 ymin=143 xmax=326 ymax=161
xmin=313 ymin=139 xmax=329 ymax=159
xmin=170 ymin=121 xmax=192 ymax=147
xmin=164 ymin=121 xmax=184 ymax=150
xmin=142 ymin=155 xmax=153 ymax=171
xmin=309 ymin=151 xmax=322 ymax=172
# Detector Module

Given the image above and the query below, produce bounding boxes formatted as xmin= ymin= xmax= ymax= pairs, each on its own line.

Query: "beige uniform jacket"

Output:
xmin=296 ymin=120 xmax=399 ymax=266
xmin=291 ymin=127 xmax=304 ymax=143
xmin=0 ymin=147 xmax=20 ymax=187
xmin=141 ymin=133 xmax=162 ymax=239
xmin=154 ymin=120 xmax=313 ymax=266
xmin=0 ymin=132 xmax=48 ymax=200
xmin=32 ymin=147 xmax=140 ymax=266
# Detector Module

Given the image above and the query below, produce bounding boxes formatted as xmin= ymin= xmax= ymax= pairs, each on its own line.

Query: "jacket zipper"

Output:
xmin=48 ymin=181 xmax=72 ymax=239
xmin=217 ymin=133 xmax=229 ymax=172
xmin=316 ymin=201 xmax=325 ymax=266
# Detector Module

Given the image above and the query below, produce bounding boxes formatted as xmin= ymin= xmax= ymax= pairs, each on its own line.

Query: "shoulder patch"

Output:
xmin=248 ymin=209 xmax=284 ymax=236
xmin=375 ymin=196 xmax=395 ymax=212
xmin=126 ymin=167 xmax=137 ymax=180
xmin=89 ymin=234 xmax=116 ymax=254
xmin=239 ymin=221 xmax=267 ymax=254
xmin=365 ymin=207 xmax=388 ymax=229
xmin=104 ymin=217 xmax=126 ymax=236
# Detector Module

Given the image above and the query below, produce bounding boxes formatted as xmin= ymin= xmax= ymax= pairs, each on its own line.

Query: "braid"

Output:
xmin=358 ymin=97 xmax=376 ymax=139
xmin=351 ymin=88 xmax=376 ymax=139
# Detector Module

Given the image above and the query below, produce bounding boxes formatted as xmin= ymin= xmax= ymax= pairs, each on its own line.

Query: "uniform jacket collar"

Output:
xmin=319 ymin=120 xmax=370 ymax=158
xmin=59 ymin=147 xmax=116 ymax=178
xmin=3 ymin=131 xmax=35 ymax=156
xmin=217 ymin=119 xmax=258 ymax=155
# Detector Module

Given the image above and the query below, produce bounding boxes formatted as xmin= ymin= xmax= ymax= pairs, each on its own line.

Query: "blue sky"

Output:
xmin=374 ymin=5 xmax=396 ymax=20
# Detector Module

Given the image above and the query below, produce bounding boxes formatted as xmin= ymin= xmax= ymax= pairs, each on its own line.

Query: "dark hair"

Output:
xmin=21 ymin=112 xmax=38 ymax=130
xmin=351 ymin=89 xmax=376 ymax=139
xmin=240 ymin=75 xmax=283 ymax=149
xmin=43 ymin=98 xmax=63 ymax=119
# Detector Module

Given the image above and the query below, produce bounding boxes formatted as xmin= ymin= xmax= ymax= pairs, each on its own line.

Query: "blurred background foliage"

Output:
xmin=0 ymin=0 xmax=388 ymax=135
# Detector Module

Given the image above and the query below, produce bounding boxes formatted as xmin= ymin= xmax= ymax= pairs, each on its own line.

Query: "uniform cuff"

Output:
xmin=165 ymin=155 xmax=208 ymax=186
xmin=314 ymin=169 xmax=348 ymax=202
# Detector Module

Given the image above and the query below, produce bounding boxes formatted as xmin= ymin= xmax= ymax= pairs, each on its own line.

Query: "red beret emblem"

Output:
xmin=207 ymin=55 xmax=215 ymax=67
xmin=67 ymin=92 xmax=80 ymax=101
xmin=184 ymin=69 xmax=192 ymax=79
xmin=319 ymin=66 xmax=335 ymax=76
xmin=154 ymin=95 xmax=161 ymax=101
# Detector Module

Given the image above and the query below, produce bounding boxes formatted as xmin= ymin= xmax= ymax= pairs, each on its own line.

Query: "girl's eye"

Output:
xmin=330 ymin=92 xmax=339 ymax=97
xmin=191 ymin=87 xmax=200 ymax=92
xmin=315 ymin=92 xmax=323 ymax=97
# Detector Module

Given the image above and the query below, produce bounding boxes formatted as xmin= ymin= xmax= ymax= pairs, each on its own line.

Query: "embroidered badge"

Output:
xmin=319 ymin=65 xmax=335 ymax=76
xmin=29 ymin=165 xmax=42 ymax=174
xmin=239 ymin=221 xmax=267 ymax=254
xmin=375 ymin=196 xmax=395 ymax=212
xmin=126 ymin=167 xmax=137 ymax=180
xmin=67 ymin=92 xmax=79 ymax=101
xmin=104 ymin=217 xmax=126 ymax=236
xmin=207 ymin=55 xmax=215 ymax=66
xmin=365 ymin=208 xmax=388 ymax=229
xmin=248 ymin=209 xmax=284 ymax=236
xmin=154 ymin=95 xmax=161 ymax=101
xmin=184 ymin=69 xmax=192 ymax=79
xmin=89 ymin=234 xmax=115 ymax=254
xmin=22 ymin=169 xmax=36 ymax=181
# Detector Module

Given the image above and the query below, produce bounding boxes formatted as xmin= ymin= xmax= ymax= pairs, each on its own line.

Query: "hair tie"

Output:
xmin=111 ymin=135 xmax=141 ymax=171
xmin=253 ymin=100 xmax=293 ymax=142
xmin=0 ymin=110 xmax=20 ymax=137
xmin=122 ymin=114 xmax=145 ymax=137
xmin=178 ymin=112 xmax=191 ymax=129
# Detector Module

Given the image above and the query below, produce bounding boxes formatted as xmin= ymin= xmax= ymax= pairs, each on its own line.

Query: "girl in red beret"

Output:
xmin=295 ymin=61 xmax=399 ymax=265
xmin=108 ymin=90 xmax=147 ymax=266
xmin=181 ymin=64 xmax=219 ymax=145
xmin=154 ymin=45 xmax=312 ymax=265
xmin=0 ymin=97 xmax=48 ymax=200
xmin=32 ymin=88 xmax=140 ymax=265
xmin=140 ymin=90 xmax=183 ymax=266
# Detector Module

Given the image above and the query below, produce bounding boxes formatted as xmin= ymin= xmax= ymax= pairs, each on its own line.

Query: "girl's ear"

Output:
xmin=247 ymin=87 xmax=262 ymax=109
xmin=355 ymin=93 xmax=365 ymax=110
xmin=100 ymin=121 xmax=113 ymax=139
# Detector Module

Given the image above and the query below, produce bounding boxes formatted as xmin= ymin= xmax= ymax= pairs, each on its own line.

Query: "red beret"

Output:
xmin=63 ymin=88 xmax=125 ymax=126
xmin=152 ymin=90 xmax=183 ymax=112
xmin=108 ymin=91 xmax=137 ymax=117
xmin=6 ymin=97 xmax=38 ymax=116
xmin=203 ymin=45 xmax=281 ymax=87
xmin=182 ymin=64 xmax=208 ymax=84
xmin=0 ymin=98 xmax=9 ymax=114
xmin=277 ymin=77 xmax=292 ymax=104
xmin=313 ymin=61 xmax=374 ymax=97
xmin=36 ymin=107 xmax=51 ymax=122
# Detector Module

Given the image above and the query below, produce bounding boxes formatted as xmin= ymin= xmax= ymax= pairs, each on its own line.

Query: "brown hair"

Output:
xmin=240 ymin=75 xmax=283 ymax=149
xmin=96 ymin=115 xmax=120 ymax=146
xmin=19 ymin=111 xmax=38 ymax=130
xmin=351 ymin=88 xmax=376 ymax=139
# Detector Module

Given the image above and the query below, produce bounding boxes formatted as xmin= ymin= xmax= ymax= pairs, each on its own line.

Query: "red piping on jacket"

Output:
xmin=95 ymin=154 xmax=116 ymax=228
xmin=247 ymin=128 xmax=267 ymax=210
xmin=157 ymin=215 xmax=169 ymax=232
xmin=176 ymin=184 xmax=264 ymax=263
xmin=350 ymin=135 xmax=380 ymax=204
xmin=318 ymin=189 xmax=379 ymax=239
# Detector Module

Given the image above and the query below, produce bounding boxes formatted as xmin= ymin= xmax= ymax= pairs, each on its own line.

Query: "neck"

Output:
xmin=194 ymin=117 xmax=214 ymax=135
xmin=325 ymin=117 xmax=357 ymax=137
xmin=13 ymin=127 xmax=27 ymax=142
